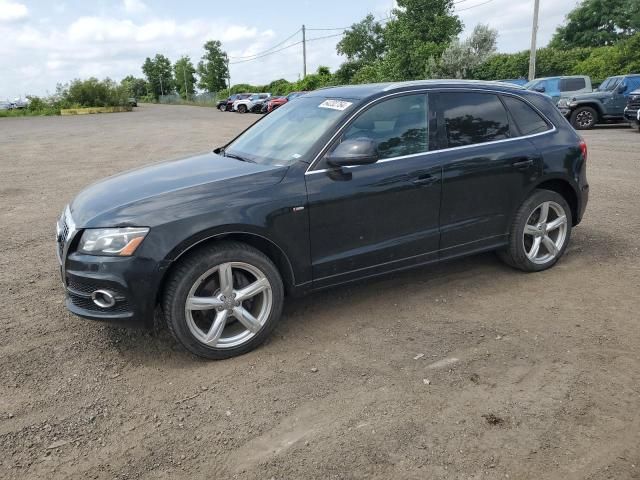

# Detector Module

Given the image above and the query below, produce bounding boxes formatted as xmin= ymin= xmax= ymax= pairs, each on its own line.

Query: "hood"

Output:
xmin=70 ymin=151 xmax=287 ymax=227
xmin=569 ymin=90 xmax=611 ymax=102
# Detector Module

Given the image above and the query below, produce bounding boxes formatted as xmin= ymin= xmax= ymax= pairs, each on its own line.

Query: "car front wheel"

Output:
xmin=570 ymin=106 xmax=597 ymax=129
xmin=238 ymin=104 xmax=247 ymax=113
xmin=163 ymin=242 xmax=284 ymax=359
xmin=498 ymin=189 xmax=572 ymax=272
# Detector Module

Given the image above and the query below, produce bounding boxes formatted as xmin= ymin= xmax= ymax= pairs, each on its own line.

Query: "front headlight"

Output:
xmin=78 ymin=227 xmax=149 ymax=256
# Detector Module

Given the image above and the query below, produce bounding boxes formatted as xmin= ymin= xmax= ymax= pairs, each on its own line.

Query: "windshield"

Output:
xmin=524 ymin=80 xmax=541 ymax=89
xmin=598 ymin=77 xmax=622 ymax=91
xmin=225 ymin=96 xmax=354 ymax=166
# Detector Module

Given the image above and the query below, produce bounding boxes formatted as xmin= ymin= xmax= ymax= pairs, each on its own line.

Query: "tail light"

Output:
xmin=579 ymin=138 xmax=587 ymax=162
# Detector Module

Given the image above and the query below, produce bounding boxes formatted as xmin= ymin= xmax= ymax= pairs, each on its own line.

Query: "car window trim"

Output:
xmin=305 ymin=87 xmax=556 ymax=175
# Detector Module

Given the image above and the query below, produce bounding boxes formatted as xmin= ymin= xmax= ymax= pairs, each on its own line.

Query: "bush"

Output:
xmin=59 ymin=78 xmax=129 ymax=108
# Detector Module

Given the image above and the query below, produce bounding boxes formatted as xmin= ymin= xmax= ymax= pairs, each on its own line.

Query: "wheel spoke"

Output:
xmin=204 ymin=310 xmax=228 ymax=345
xmin=186 ymin=296 xmax=224 ymax=311
xmin=218 ymin=263 xmax=234 ymax=297
xmin=235 ymin=277 xmax=270 ymax=301
xmin=546 ymin=215 xmax=567 ymax=231
xmin=232 ymin=305 xmax=262 ymax=333
xmin=527 ymin=236 xmax=542 ymax=260
xmin=538 ymin=202 xmax=550 ymax=223
xmin=524 ymin=224 xmax=539 ymax=236
xmin=542 ymin=235 xmax=559 ymax=257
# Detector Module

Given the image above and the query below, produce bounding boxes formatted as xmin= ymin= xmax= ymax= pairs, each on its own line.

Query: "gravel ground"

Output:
xmin=1 ymin=104 xmax=639 ymax=480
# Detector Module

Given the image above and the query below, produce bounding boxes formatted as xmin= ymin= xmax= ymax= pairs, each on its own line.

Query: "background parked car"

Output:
xmin=624 ymin=89 xmax=640 ymax=131
xmin=128 ymin=97 xmax=137 ymax=107
xmin=0 ymin=100 xmax=12 ymax=110
xmin=225 ymin=93 xmax=251 ymax=112
xmin=524 ymin=75 xmax=592 ymax=104
xmin=267 ymin=91 xmax=308 ymax=112
xmin=217 ymin=95 xmax=233 ymax=111
xmin=557 ymin=74 xmax=640 ymax=129
xmin=233 ymin=93 xmax=271 ymax=113
xmin=498 ymin=78 xmax=528 ymax=86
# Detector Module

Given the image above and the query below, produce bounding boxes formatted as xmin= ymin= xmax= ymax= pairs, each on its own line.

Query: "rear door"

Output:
xmin=433 ymin=91 xmax=545 ymax=258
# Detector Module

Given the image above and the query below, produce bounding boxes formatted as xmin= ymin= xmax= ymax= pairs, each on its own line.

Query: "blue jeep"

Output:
xmin=558 ymin=74 xmax=640 ymax=129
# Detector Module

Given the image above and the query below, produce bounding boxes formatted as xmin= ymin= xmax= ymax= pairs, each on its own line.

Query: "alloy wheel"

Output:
xmin=185 ymin=262 xmax=273 ymax=348
xmin=522 ymin=201 xmax=568 ymax=265
xmin=575 ymin=110 xmax=593 ymax=128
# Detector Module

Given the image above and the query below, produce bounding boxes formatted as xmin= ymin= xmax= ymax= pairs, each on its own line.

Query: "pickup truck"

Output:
xmin=524 ymin=75 xmax=591 ymax=105
xmin=557 ymin=74 xmax=640 ymax=129
xmin=624 ymin=89 xmax=640 ymax=131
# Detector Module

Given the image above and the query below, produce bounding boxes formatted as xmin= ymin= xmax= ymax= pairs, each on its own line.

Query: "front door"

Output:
xmin=305 ymin=93 xmax=442 ymax=287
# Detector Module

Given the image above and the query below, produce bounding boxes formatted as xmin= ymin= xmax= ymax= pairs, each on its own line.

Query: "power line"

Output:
xmin=455 ymin=0 xmax=495 ymax=12
xmin=228 ymin=28 xmax=301 ymax=60
xmin=229 ymin=40 xmax=303 ymax=64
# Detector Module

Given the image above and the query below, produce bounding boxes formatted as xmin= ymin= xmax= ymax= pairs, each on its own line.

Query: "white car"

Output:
xmin=233 ymin=93 xmax=271 ymax=113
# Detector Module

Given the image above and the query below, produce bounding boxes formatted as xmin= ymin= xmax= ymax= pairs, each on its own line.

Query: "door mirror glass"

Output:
xmin=326 ymin=138 xmax=379 ymax=167
xmin=617 ymin=83 xmax=627 ymax=94
xmin=534 ymin=85 xmax=546 ymax=93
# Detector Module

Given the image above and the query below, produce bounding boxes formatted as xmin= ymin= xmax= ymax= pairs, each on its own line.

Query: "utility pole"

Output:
xmin=528 ymin=0 xmax=540 ymax=81
xmin=226 ymin=57 xmax=231 ymax=96
xmin=302 ymin=24 xmax=307 ymax=78
xmin=183 ymin=65 xmax=188 ymax=100
xmin=159 ymin=74 xmax=164 ymax=97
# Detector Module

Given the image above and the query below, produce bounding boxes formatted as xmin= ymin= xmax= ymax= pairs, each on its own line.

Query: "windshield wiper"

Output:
xmin=222 ymin=150 xmax=255 ymax=163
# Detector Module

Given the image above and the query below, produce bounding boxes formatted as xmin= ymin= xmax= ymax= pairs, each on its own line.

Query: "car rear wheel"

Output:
xmin=238 ymin=104 xmax=247 ymax=114
xmin=498 ymin=189 xmax=572 ymax=272
xmin=163 ymin=242 xmax=284 ymax=359
xmin=220 ymin=104 xmax=226 ymax=112
xmin=570 ymin=106 xmax=597 ymax=130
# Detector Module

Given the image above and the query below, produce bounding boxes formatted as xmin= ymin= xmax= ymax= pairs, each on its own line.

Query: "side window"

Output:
xmin=501 ymin=96 xmax=551 ymax=136
xmin=560 ymin=77 xmax=586 ymax=92
xmin=337 ymin=94 xmax=429 ymax=160
xmin=438 ymin=92 xmax=510 ymax=148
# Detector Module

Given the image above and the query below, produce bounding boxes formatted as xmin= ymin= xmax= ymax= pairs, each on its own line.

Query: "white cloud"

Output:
xmin=0 ymin=0 xmax=28 ymax=23
xmin=123 ymin=0 xmax=147 ymax=14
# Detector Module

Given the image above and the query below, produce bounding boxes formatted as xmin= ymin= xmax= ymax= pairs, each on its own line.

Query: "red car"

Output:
xmin=267 ymin=91 xmax=307 ymax=112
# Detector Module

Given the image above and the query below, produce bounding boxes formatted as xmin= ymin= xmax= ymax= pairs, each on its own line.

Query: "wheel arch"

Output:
xmin=156 ymin=230 xmax=297 ymax=305
xmin=531 ymin=177 xmax=579 ymax=226
xmin=573 ymin=101 xmax=604 ymax=117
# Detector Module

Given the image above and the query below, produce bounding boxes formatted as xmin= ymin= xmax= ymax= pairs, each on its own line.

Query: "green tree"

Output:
xmin=197 ymin=40 xmax=229 ymax=93
xmin=426 ymin=24 xmax=497 ymax=79
xmin=173 ymin=56 xmax=197 ymax=100
xmin=61 ymin=78 xmax=128 ymax=107
xmin=337 ymin=14 xmax=386 ymax=63
xmin=121 ymin=75 xmax=148 ymax=98
xmin=383 ymin=0 xmax=463 ymax=80
xmin=142 ymin=54 xmax=175 ymax=100
xmin=550 ymin=0 xmax=640 ymax=49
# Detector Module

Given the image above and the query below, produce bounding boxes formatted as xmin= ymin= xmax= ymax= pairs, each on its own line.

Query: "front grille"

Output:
xmin=628 ymin=96 xmax=640 ymax=109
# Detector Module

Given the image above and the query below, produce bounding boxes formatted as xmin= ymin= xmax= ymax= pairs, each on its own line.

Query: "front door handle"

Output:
xmin=411 ymin=173 xmax=437 ymax=185
xmin=512 ymin=158 xmax=534 ymax=169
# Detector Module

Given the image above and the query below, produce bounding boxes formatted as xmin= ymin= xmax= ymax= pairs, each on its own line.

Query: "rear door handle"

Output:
xmin=512 ymin=158 xmax=534 ymax=169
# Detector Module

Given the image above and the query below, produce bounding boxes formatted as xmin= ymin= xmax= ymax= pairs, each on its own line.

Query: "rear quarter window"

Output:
xmin=501 ymin=95 xmax=551 ymax=136
xmin=560 ymin=77 xmax=586 ymax=92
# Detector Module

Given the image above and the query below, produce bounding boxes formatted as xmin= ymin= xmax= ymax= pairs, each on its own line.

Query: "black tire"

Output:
xmin=570 ymin=106 xmax=598 ymax=130
xmin=220 ymin=104 xmax=226 ymax=112
xmin=238 ymin=104 xmax=247 ymax=114
xmin=498 ymin=189 xmax=572 ymax=272
xmin=162 ymin=241 xmax=284 ymax=359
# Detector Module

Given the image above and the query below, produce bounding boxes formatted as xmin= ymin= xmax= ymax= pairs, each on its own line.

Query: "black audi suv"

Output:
xmin=56 ymin=80 xmax=589 ymax=359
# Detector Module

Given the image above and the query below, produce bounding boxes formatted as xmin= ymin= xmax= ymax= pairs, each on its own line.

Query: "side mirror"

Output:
xmin=326 ymin=138 xmax=379 ymax=167
xmin=616 ymin=84 xmax=627 ymax=94
xmin=534 ymin=86 xmax=546 ymax=93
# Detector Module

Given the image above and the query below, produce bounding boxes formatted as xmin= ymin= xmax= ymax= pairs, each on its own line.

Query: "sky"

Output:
xmin=0 ymin=0 xmax=579 ymax=99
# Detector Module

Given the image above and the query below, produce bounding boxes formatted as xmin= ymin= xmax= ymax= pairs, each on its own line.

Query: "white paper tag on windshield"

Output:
xmin=318 ymin=99 xmax=352 ymax=111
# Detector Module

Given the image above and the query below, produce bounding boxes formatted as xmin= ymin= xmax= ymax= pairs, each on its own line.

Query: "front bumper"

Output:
xmin=558 ymin=106 xmax=571 ymax=118
xmin=623 ymin=107 xmax=639 ymax=124
xmin=57 ymin=208 xmax=162 ymax=328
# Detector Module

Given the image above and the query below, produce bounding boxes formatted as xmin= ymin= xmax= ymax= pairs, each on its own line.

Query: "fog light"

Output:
xmin=91 ymin=289 xmax=116 ymax=308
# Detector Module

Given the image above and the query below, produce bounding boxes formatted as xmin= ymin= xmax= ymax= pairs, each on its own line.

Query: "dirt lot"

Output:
xmin=1 ymin=104 xmax=639 ymax=479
